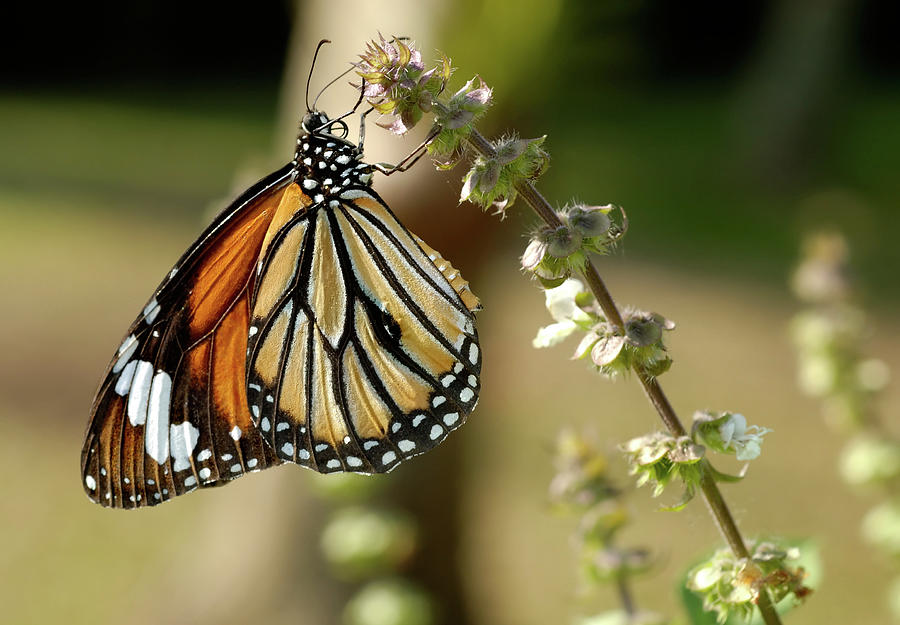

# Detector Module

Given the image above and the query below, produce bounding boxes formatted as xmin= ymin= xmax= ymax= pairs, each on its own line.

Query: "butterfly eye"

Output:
xmin=302 ymin=111 xmax=329 ymax=133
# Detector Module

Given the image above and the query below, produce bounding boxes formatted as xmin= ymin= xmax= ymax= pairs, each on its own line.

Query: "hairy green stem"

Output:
xmin=460 ymin=126 xmax=783 ymax=625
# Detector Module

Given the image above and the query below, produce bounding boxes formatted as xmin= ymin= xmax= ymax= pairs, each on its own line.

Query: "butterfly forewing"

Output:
xmin=81 ymin=167 xmax=294 ymax=508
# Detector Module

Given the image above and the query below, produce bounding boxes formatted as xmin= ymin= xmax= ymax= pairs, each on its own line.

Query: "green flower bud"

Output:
xmin=545 ymin=225 xmax=583 ymax=258
xmin=692 ymin=411 xmax=772 ymax=461
xmin=344 ymin=579 xmax=435 ymax=625
xmin=840 ymin=435 xmax=900 ymax=485
xmin=568 ymin=205 xmax=612 ymax=237
xmin=321 ymin=508 xmax=417 ymax=579
xmin=624 ymin=317 xmax=661 ymax=347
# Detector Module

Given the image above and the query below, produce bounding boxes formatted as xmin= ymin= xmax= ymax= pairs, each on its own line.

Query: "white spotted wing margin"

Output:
xmin=80 ymin=166 xmax=294 ymax=509
xmin=245 ymin=187 xmax=482 ymax=476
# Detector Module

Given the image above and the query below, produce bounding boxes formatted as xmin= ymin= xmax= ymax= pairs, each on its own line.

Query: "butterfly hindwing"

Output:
xmin=81 ymin=167 xmax=294 ymax=508
xmin=246 ymin=183 xmax=481 ymax=475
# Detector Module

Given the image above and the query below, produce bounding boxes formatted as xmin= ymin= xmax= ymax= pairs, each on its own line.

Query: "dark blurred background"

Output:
xmin=2 ymin=1 xmax=898 ymax=624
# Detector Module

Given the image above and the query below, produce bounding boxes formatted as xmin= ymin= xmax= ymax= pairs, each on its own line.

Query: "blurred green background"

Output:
xmin=2 ymin=1 xmax=899 ymax=624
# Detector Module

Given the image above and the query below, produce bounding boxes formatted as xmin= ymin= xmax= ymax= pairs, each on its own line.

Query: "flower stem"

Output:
xmin=461 ymin=126 xmax=783 ymax=625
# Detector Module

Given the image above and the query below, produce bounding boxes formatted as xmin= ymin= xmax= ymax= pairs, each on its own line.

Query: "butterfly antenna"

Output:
xmin=306 ymin=39 xmax=332 ymax=113
xmin=311 ymin=65 xmax=358 ymax=113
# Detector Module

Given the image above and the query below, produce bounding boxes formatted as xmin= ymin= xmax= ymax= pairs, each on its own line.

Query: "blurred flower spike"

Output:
xmin=687 ymin=542 xmax=811 ymax=624
xmin=620 ymin=431 xmax=705 ymax=510
xmin=549 ymin=428 xmax=621 ymax=512
xmin=459 ymin=134 xmax=546 ymax=215
xmin=356 ymin=34 xmax=451 ymax=135
xmin=693 ymin=411 xmax=772 ymax=461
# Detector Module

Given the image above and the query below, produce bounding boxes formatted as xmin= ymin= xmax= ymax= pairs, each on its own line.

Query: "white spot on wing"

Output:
xmin=114 ymin=360 xmax=137 ymax=396
xmin=199 ymin=467 xmax=211 ymax=480
xmin=412 ymin=414 xmax=426 ymax=427
xmin=299 ymin=449 xmax=310 ymax=460
xmin=326 ymin=459 xmax=340 ymax=469
xmin=460 ymin=388 xmax=475 ymax=402
xmin=282 ymin=442 xmax=294 ymax=456
xmin=443 ymin=413 xmax=460 ymax=427
xmin=230 ymin=426 xmax=241 ymax=441
xmin=247 ymin=458 xmax=258 ymax=468
xmin=143 ymin=297 xmax=161 ymax=324
xmin=145 ymin=370 xmax=172 ymax=463
xmin=441 ymin=375 xmax=455 ymax=387
xmin=382 ymin=451 xmax=397 ymax=465
xmin=347 ymin=456 xmax=363 ymax=467
xmin=429 ymin=424 xmax=444 ymax=440
xmin=432 ymin=396 xmax=446 ymax=407
xmin=170 ymin=422 xmax=199 ymax=471
xmin=85 ymin=475 xmax=96 ymax=490
xmin=184 ymin=475 xmax=197 ymax=487
xmin=398 ymin=440 xmax=415 ymax=453
xmin=339 ymin=189 xmax=374 ymax=201
xmin=363 ymin=441 xmax=379 ymax=450
xmin=261 ymin=417 xmax=270 ymax=432
xmin=197 ymin=449 xmax=212 ymax=461
xmin=113 ymin=334 xmax=138 ymax=374
xmin=126 ymin=361 xmax=154 ymax=426
xmin=469 ymin=343 xmax=479 ymax=364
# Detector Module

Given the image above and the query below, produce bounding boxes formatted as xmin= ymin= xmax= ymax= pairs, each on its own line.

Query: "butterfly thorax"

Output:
xmin=292 ymin=129 xmax=374 ymax=209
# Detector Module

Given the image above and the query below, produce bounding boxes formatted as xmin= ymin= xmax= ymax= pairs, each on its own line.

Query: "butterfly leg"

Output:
xmin=371 ymin=126 xmax=442 ymax=176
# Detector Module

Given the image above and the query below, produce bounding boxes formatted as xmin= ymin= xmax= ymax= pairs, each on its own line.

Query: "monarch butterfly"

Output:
xmin=80 ymin=47 xmax=481 ymax=509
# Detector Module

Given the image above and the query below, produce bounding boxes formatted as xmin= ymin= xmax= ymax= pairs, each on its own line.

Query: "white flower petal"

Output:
xmin=533 ymin=320 xmax=577 ymax=348
xmin=545 ymin=279 xmax=587 ymax=322
xmin=735 ymin=440 xmax=762 ymax=460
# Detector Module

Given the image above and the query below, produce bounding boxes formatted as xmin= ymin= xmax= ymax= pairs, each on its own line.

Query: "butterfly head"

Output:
xmin=301 ymin=110 xmax=352 ymax=143
xmin=293 ymin=110 xmax=372 ymax=204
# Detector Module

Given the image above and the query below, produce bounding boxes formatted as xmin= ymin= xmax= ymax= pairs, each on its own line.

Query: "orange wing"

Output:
xmin=81 ymin=165 xmax=297 ymax=508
